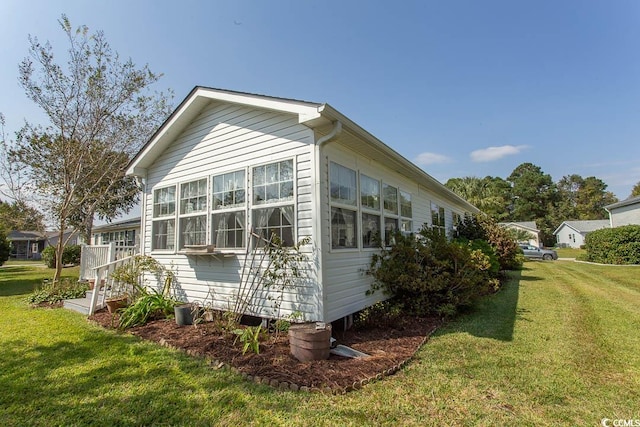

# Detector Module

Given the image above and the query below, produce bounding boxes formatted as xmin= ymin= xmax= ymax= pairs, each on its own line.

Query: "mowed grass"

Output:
xmin=1 ymin=261 xmax=639 ymax=426
xmin=554 ymin=247 xmax=586 ymax=259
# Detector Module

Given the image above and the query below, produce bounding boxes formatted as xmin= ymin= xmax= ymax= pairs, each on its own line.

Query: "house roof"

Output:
xmin=7 ymin=230 xmax=46 ymax=241
xmin=498 ymin=221 xmax=539 ymax=232
xmin=553 ymin=220 xmax=610 ymax=235
xmin=605 ymin=195 xmax=640 ymax=211
xmin=93 ymin=217 xmax=141 ymax=233
xmin=127 ymin=86 xmax=479 ymax=213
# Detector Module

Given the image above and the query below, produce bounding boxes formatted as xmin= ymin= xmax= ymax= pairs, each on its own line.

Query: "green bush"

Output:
xmin=117 ymin=290 xmax=178 ymax=329
xmin=584 ymin=225 xmax=640 ymax=265
xmin=369 ymin=227 xmax=498 ymax=317
xmin=0 ymin=231 xmax=10 ymax=266
xmin=456 ymin=214 xmax=523 ymax=271
xmin=41 ymin=246 xmax=56 ymax=268
xmin=28 ymin=278 xmax=89 ymax=304
xmin=41 ymin=244 xmax=82 ymax=268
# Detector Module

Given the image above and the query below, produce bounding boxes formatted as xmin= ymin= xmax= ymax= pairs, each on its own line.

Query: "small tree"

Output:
xmin=7 ymin=15 xmax=172 ymax=281
xmin=0 ymin=230 xmax=11 ymax=266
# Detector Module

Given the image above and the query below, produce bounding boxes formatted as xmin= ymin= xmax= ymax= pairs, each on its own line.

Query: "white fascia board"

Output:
xmin=318 ymin=105 xmax=479 ymax=214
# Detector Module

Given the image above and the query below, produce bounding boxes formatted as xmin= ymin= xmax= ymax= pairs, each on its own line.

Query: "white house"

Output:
xmin=125 ymin=87 xmax=478 ymax=324
xmin=605 ymin=196 xmax=640 ymax=227
xmin=553 ymin=220 xmax=610 ymax=248
xmin=498 ymin=221 xmax=540 ymax=247
xmin=91 ymin=217 xmax=141 ymax=247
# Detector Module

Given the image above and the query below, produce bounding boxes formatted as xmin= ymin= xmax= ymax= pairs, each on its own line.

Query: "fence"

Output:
xmin=79 ymin=243 xmax=137 ymax=280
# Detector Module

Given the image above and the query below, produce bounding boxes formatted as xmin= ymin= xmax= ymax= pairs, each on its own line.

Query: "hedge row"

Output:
xmin=583 ymin=225 xmax=640 ymax=265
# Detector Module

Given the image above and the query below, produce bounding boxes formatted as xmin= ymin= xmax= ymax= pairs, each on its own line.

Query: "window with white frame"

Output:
xmin=330 ymin=162 xmax=357 ymax=249
xmin=400 ymin=190 xmax=412 ymax=235
xmin=252 ymin=160 xmax=295 ymax=246
xmin=383 ymin=184 xmax=398 ymax=245
xmin=179 ymin=178 xmax=208 ymax=249
xmin=361 ymin=174 xmax=381 ymax=248
xmin=212 ymin=170 xmax=246 ymax=249
xmin=152 ymin=186 xmax=176 ymax=250
xmin=431 ymin=202 xmax=446 ymax=236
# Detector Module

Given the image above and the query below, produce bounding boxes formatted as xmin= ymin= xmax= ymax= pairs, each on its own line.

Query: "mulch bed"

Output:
xmin=88 ymin=309 xmax=440 ymax=393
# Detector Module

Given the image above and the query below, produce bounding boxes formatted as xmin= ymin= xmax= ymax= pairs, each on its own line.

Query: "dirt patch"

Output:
xmin=88 ymin=309 xmax=440 ymax=392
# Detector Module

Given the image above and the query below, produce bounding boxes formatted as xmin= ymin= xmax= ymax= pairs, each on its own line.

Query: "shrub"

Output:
xmin=456 ymin=214 xmax=522 ymax=271
xmin=584 ymin=225 xmax=640 ymax=265
xmin=369 ymin=227 xmax=497 ymax=317
xmin=0 ymin=231 xmax=10 ymax=266
xmin=354 ymin=300 xmax=404 ymax=330
xmin=28 ymin=278 xmax=89 ymax=304
xmin=41 ymin=246 xmax=56 ymax=268
xmin=41 ymin=244 xmax=82 ymax=268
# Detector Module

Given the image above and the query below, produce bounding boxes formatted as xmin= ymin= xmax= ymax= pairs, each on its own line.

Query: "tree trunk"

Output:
xmin=54 ymin=227 xmax=65 ymax=283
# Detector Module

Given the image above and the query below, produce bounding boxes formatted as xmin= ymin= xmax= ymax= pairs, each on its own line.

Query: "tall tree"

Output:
xmin=445 ymin=176 xmax=511 ymax=220
xmin=0 ymin=200 xmax=45 ymax=231
xmin=631 ymin=182 xmax=640 ymax=198
xmin=555 ymin=174 xmax=617 ymax=221
xmin=8 ymin=15 xmax=172 ymax=280
xmin=507 ymin=163 xmax=559 ymax=245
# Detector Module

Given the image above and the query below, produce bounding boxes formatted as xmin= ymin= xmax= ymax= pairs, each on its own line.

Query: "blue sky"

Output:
xmin=1 ymin=0 xmax=639 ymax=201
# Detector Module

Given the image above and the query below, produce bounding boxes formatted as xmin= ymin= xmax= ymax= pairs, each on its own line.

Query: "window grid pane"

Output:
xmin=152 ymin=219 xmax=175 ymax=250
xmin=179 ymin=215 xmax=207 ymax=248
xmin=153 ymin=187 xmax=176 ymax=218
xmin=253 ymin=160 xmax=294 ymax=205
xmin=360 ymin=174 xmax=380 ymax=210
xmin=362 ymin=212 xmax=380 ymax=248
xmin=400 ymin=191 xmax=412 ymax=218
xmin=330 ymin=162 xmax=357 ymax=206
xmin=180 ymin=179 xmax=207 ymax=214
xmin=383 ymin=184 xmax=398 ymax=214
xmin=253 ymin=208 xmax=294 ymax=246
xmin=331 ymin=207 xmax=357 ymax=249
xmin=212 ymin=211 xmax=245 ymax=249
xmin=213 ymin=170 xmax=246 ymax=210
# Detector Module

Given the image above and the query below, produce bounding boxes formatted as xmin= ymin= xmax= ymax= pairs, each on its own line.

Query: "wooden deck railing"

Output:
xmin=87 ymin=255 xmax=135 ymax=315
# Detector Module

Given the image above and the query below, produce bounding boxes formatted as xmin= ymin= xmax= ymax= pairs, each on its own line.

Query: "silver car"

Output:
xmin=519 ymin=244 xmax=558 ymax=260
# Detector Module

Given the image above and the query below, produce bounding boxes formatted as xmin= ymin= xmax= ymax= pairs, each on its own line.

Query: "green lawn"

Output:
xmin=554 ymin=247 xmax=586 ymax=259
xmin=1 ymin=262 xmax=639 ymax=426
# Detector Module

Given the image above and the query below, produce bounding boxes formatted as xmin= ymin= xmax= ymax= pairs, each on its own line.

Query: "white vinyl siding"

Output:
xmin=142 ymin=102 xmax=319 ymax=321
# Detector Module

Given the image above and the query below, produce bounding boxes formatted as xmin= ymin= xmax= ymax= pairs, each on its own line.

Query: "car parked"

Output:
xmin=519 ymin=244 xmax=558 ymax=260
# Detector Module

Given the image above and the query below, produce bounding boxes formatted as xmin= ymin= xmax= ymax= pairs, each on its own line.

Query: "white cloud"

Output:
xmin=470 ymin=145 xmax=529 ymax=162
xmin=414 ymin=152 xmax=451 ymax=166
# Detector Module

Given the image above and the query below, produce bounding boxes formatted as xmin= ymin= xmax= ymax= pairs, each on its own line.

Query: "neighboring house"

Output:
xmin=553 ymin=220 xmax=610 ymax=248
xmin=7 ymin=229 xmax=79 ymax=260
xmin=7 ymin=231 xmax=47 ymax=260
xmin=499 ymin=221 xmax=540 ymax=247
xmin=605 ymin=196 xmax=640 ymax=228
xmin=91 ymin=217 xmax=141 ymax=247
xmin=125 ymin=86 xmax=479 ymax=324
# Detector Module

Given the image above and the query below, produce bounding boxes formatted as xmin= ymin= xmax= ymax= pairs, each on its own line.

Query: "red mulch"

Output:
xmin=88 ymin=309 xmax=440 ymax=391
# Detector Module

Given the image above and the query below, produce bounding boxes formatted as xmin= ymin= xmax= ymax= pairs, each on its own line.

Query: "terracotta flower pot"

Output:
xmin=106 ymin=296 xmax=128 ymax=313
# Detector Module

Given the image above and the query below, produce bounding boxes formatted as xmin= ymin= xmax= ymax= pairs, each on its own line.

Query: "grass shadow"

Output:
xmin=434 ymin=268 xmax=524 ymax=342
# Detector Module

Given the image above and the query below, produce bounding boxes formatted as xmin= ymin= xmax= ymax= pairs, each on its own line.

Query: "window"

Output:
xmin=400 ymin=190 xmax=412 ymax=235
xmin=331 ymin=207 xmax=357 ymax=249
xmin=253 ymin=160 xmax=294 ymax=205
xmin=384 ymin=217 xmax=397 ymax=246
xmin=362 ymin=212 xmax=380 ymax=248
xmin=213 ymin=170 xmax=245 ymax=209
xmin=212 ymin=170 xmax=246 ymax=249
xmin=152 ymin=186 xmax=176 ymax=250
xmin=179 ymin=178 xmax=207 ymax=249
xmin=360 ymin=174 xmax=380 ymax=210
xmin=330 ymin=162 xmax=357 ymax=206
xmin=383 ymin=184 xmax=398 ymax=215
xmin=431 ymin=202 xmax=445 ymax=236
xmin=252 ymin=160 xmax=295 ymax=246
xmin=330 ymin=162 xmax=358 ymax=249
xmin=101 ymin=230 xmax=136 ymax=246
